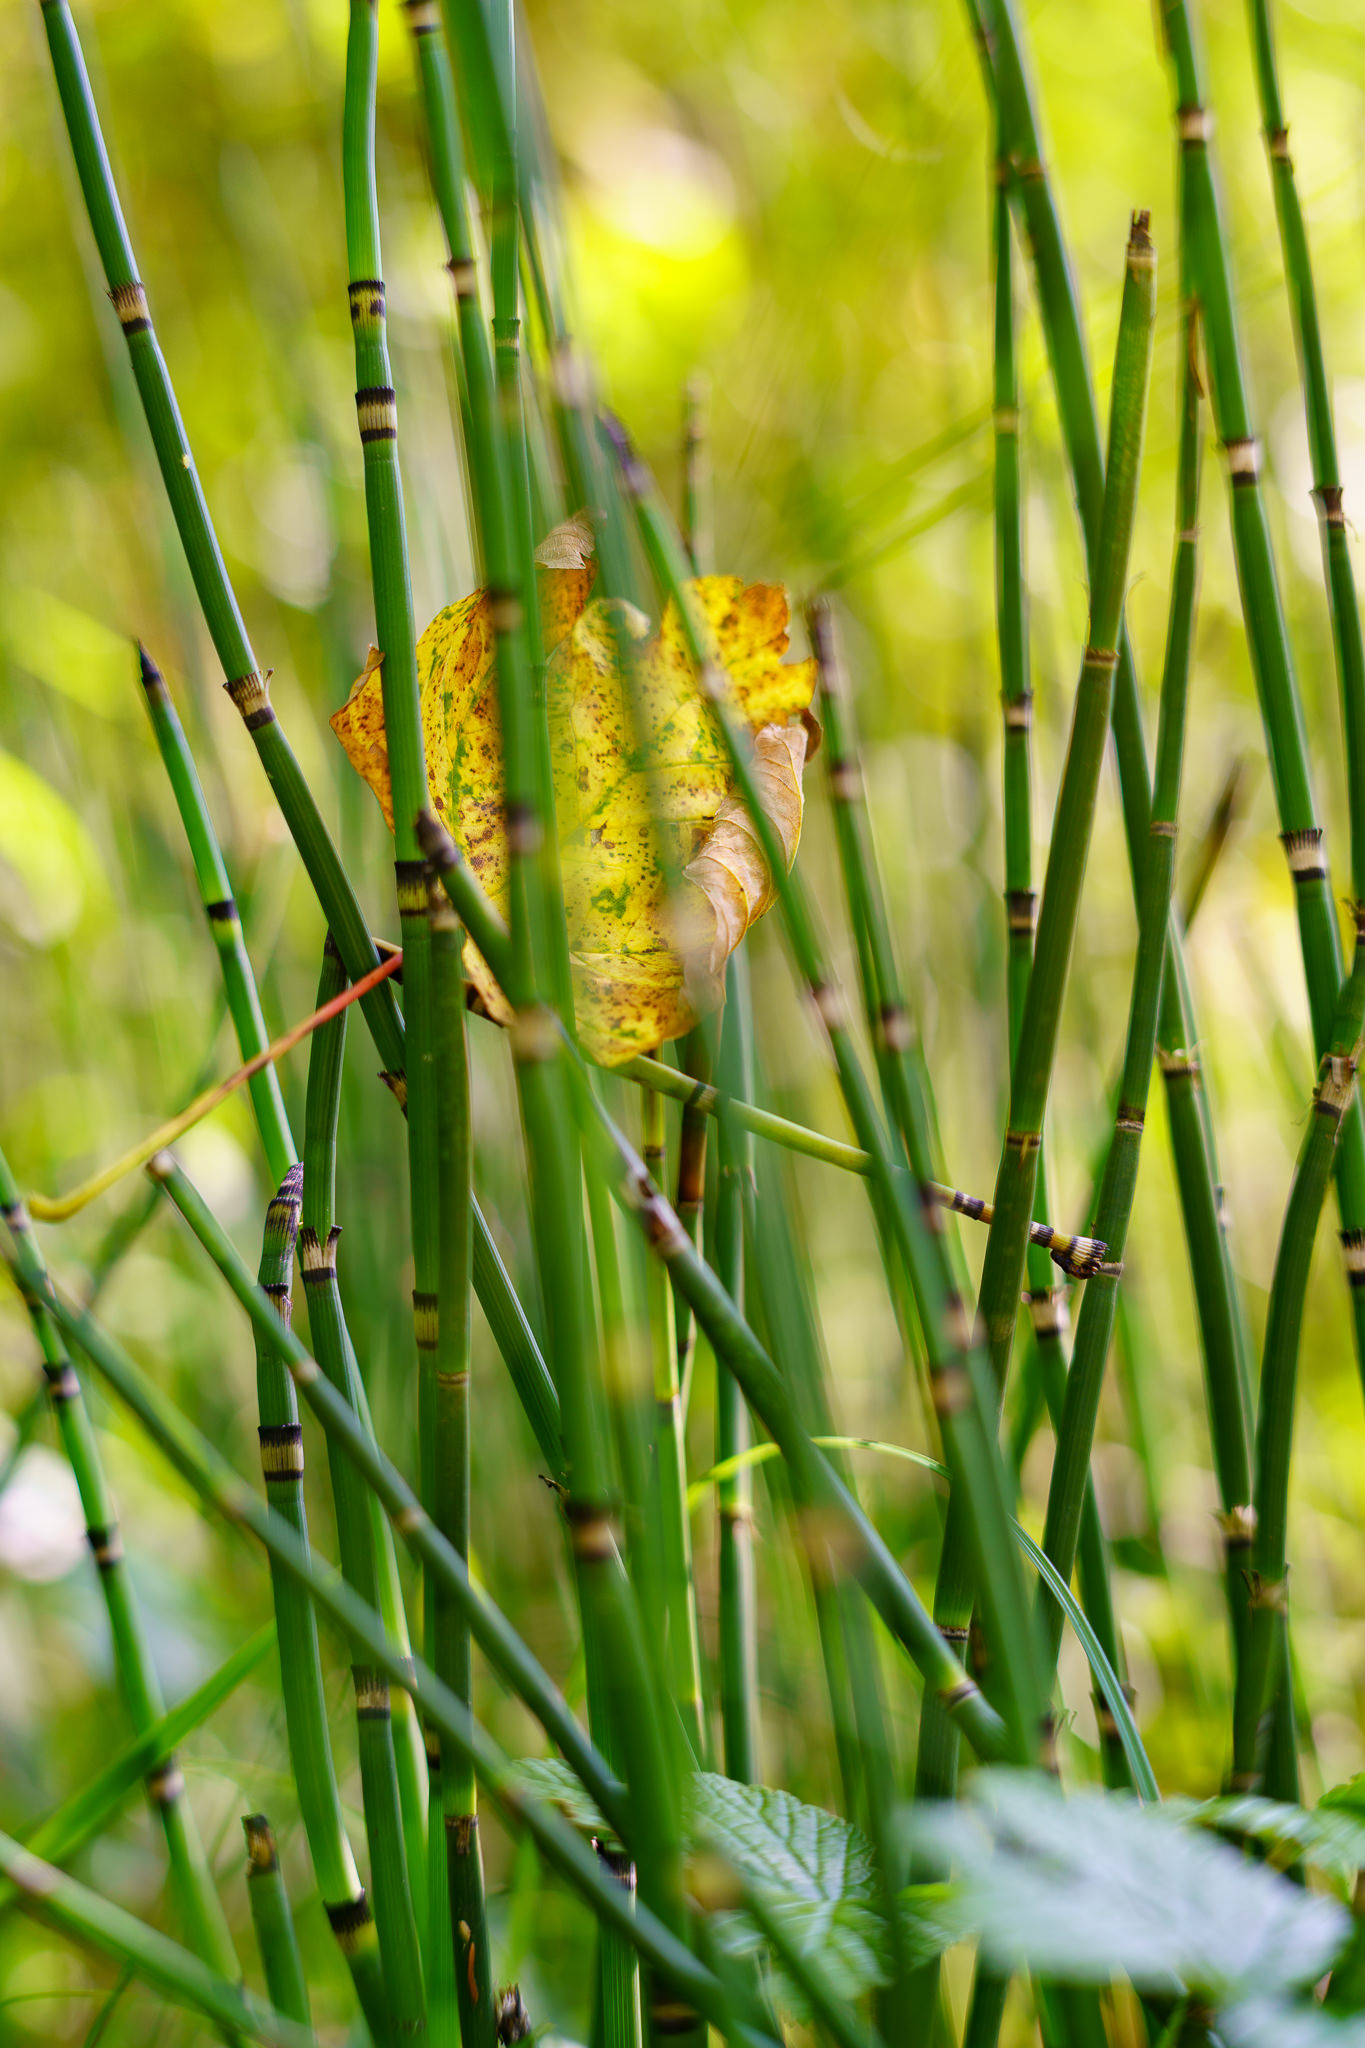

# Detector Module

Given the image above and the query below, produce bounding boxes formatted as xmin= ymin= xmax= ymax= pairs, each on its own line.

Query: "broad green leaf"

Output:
xmin=691 ymin=1774 xmax=890 ymax=2016
xmin=506 ymin=1755 xmax=617 ymax=1848
xmin=504 ymin=1759 xmax=889 ymax=2015
xmin=907 ymin=1771 xmax=1348 ymax=2002
xmin=1183 ymin=1795 xmax=1365 ymax=1886
xmin=331 ymin=524 xmax=815 ymax=1063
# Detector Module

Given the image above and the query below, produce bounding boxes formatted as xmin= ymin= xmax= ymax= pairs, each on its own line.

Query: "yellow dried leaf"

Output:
xmin=331 ymin=542 xmax=815 ymax=1064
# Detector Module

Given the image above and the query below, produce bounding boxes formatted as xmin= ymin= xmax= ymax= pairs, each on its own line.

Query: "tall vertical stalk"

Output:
xmin=1037 ymin=294 xmax=1200 ymax=1677
xmin=715 ymin=952 xmax=760 ymax=1784
xmin=1233 ymin=937 xmax=1365 ymax=1790
xmin=1244 ymin=0 xmax=1365 ymax=909
xmin=430 ymin=877 xmax=494 ymax=2048
xmin=0 ymin=1153 xmax=240 ymax=1993
xmin=249 ymin=1167 xmax=391 ymax=2040
xmin=974 ymin=212 xmax=1155 ymax=1396
xmin=138 ymin=646 xmax=293 ymax=1186
xmin=642 ymin=1082 xmax=707 ymax=1761
xmin=242 ymin=1815 xmax=311 ymax=2032
xmin=614 ymin=428 xmax=1045 ymax=1768
xmin=301 ymin=941 xmax=426 ymax=2036
xmin=973 ymin=0 xmax=1258 ymax=1611
xmin=39 ymin=0 xmax=548 ymax=1455
xmin=1158 ymin=0 xmax=1365 ymax=1383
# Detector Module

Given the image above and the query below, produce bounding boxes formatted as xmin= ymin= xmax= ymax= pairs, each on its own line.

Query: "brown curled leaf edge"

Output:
xmin=331 ymin=514 xmax=815 ymax=1065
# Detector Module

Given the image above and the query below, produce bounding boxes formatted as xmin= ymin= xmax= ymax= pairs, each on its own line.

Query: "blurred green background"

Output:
xmin=4 ymin=0 xmax=1365 ymax=2039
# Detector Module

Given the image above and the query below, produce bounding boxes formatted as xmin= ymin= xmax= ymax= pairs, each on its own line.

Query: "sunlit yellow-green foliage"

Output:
xmin=4 ymin=0 xmax=1365 ymax=2039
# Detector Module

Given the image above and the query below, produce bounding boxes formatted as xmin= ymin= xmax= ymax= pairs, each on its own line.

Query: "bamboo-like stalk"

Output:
xmin=248 ymin=1165 xmax=391 ymax=2040
xmin=416 ymin=22 xmax=700 ymax=2027
xmin=642 ymin=1081 xmax=707 ymax=1761
xmin=974 ymin=0 xmax=1259 ymax=1606
xmin=429 ymin=877 xmax=493 ymax=2048
xmin=1158 ymin=0 xmax=1365 ymax=1387
xmin=987 ymin=172 xmax=1129 ymax=1792
xmin=242 ymin=1816 xmax=311 ymax=2032
xmin=301 ymin=940 xmax=426 ymax=2035
xmin=138 ymin=646 xmax=293 ymax=1186
xmin=974 ymin=212 xmax=1155 ymax=1394
xmin=40 ymin=0 xmax=548 ymax=1497
xmin=1246 ymin=0 xmax=1365 ymax=898
xmin=151 ymin=1155 xmax=621 ymax=1827
xmin=0 ymin=1830 xmax=311 ymax=2048
xmin=714 ymin=953 xmax=759 ymax=1783
xmin=1037 ymin=294 xmax=1201 ymax=1679
xmin=1233 ymin=933 xmax=1365 ymax=1790
xmin=419 ymin=813 xmax=1013 ymax=1760
xmin=608 ymin=425 xmax=1045 ymax=1768
xmin=0 ymin=1155 xmax=240 ymax=1992
xmin=2 ymin=1242 xmax=779 ymax=2048
xmin=672 ymin=1024 xmax=710 ymax=1414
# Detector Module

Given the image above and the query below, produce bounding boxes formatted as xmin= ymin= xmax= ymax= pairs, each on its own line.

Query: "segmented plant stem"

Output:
xmin=250 ymin=1165 xmax=391 ymax=2039
xmin=242 ymin=1816 xmax=311 ymax=2031
xmin=0 ymin=1154 xmax=240 ymax=1992
xmin=715 ymin=952 xmax=760 ymax=1783
xmin=1038 ymin=294 xmax=1200 ymax=1676
xmin=642 ymin=1081 xmax=707 ymax=1761
xmin=41 ymin=0 xmax=547 ymax=1475
xmin=0 ymin=1829 xmax=310 ymax=2048
xmin=1 ymin=1242 xmax=778 ymax=2048
xmin=975 ymin=212 xmax=1155 ymax=1396
xmin=611 ymin=425 xmax=1044 ymax=1768
xmin=137 ymin=646 xmax=293 ymax=1185
xmin=1233 ymin=934 xmax=1365 ymax=1790
xmin=1159 ymin=0 xmax=1365 ymax=1383
xmin=975 ymin=0 xmax=1258 ymax=1598
xmin=430 ymin=879 xmax=494 ymax=2048
xmin=301 ymin=941 xmax=426 ymax=2035
xmin=421 ymin=740 xmax=1017 ymax=1769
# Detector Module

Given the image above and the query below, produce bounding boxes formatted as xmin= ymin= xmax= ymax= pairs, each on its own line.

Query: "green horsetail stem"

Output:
xmin=1233 ymin=931 xmax=1365 ymax=1792
xmin=39 ymin=0 xmax=404 ymax=1081
xmin=151 ymin=1155 xmax=625 ymax=1832
xmin=40 ymin=0 xmax=557 ymax=1501
xmin=714 ymin=952 xmax=760 ymax=1784
xmin=0 ymin=1152 xmax=240 ymax=1991
xmin=0 ymin=1250 xmax=779 ymax=2048
xmin=416 ymin=812 xmax=1014 ymax=1761
xmin=340 ymin=11 xmax=443 ymax=1716
xmin=301 ymin=944 xmax=426 ymax=2035
xmin=1246 ymin=0 xmax=1365 ymax=903
xmin=642 ymin=1079 xmax=707 ymax=1763
xmin=428 ymin=877 xmax=493 ymax=2048
xmin=402 ymin=23 xmax=701 ymax=1998
xmin=974 ymin=211 xmax=1155 ymax=1393
xmin=975 ymin=0 xmax=1257 ymax=1570
xmin=563 ymin=1051 xmax=1011 ymax=1765
xmin=1252 ymin=0 xmax=1365 ymax=897
xmin=242 ymin=1817 xmax=311 ymax=2032
xmin=249 ymin=1168 xmax=391 ymax=2041
xmin=987 ymin=167 xmax=1128 ymax=1789
xmin=1037 ymin=293 xmax=1201 ymax=1681
xmin=137 ymin=647 xmax=293 ymax=1186
xmin=0 ymin=1830 xmax=311 ymax=2048
xmin=608 ymin=423 xmax=1045 ymax=1767
xmin=1158 ymin=0 xmax=1365 ymax=1383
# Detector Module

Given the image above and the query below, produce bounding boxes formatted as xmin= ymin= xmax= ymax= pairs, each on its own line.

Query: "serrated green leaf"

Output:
xmin=504 ymin=1760 xmax=890 ymax=2017
xmin=908 ymin=1771 xmax=1348 ymax=2002
xmin=1185 ymin=1795 xmax=1365 ymax=1886
xmin=691 ymin=1775 xmax=890 ymax=2016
